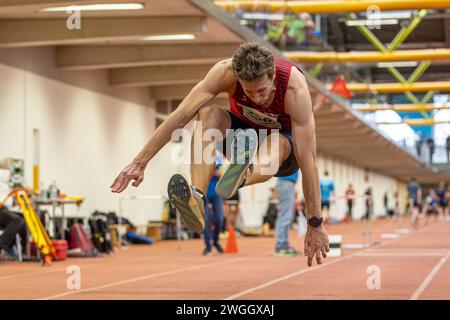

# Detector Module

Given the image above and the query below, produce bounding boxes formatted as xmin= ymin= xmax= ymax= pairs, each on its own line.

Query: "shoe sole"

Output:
xmin=167 ymin=174 xmax=205 ymax=233
xmin=216 ymin=129 xmax=258 ymax=199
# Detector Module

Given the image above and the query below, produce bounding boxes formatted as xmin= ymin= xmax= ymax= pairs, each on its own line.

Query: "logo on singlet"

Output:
xmin=239 ymin=104 xmax=282 ymax=129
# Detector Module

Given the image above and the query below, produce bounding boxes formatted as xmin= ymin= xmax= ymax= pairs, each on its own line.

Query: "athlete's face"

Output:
xmin=239 ymin=74 xmax=275 ymax=106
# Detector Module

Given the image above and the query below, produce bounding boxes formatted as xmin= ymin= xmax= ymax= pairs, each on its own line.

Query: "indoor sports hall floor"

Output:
xmin=1 ymin=218 xmax=449 ymax=300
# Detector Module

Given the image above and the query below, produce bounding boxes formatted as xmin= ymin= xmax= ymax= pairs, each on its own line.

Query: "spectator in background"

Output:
xmin=0 ymin=169 xmax=27 ymax=259
xmin=0 ymin=207 xmax=25 ymax=259
xmin=263 ymin=187 xmax=279 ymax=231
xmin=426 ymin=137 xmax=435 ymax=164
xmin=299 ymin=13 xmax=317 ymax=49
xmin=223 ymin=190 xmax=240 ymax=235
xmin=383 ymin=191 xmax=390 ymax=217
xmin=415 ymin=133 xmax=424 ymax=157
xmin=233 ymin=5 xmax=244 ymax=20
xmin=202 ymin=156 xmax=225 ymax=256
xmin=254 ymin=19 xmax=268 ymax=37
xmin=363 ymin=187 xmax=373 ymax=221
xmin=300 ymin=198 xmax=306 ymax=216
xmin=293 ymin=191 xmax=301 ymax=224
xmin=436 ymin=182 xmax=448 ymax=220
xmin=344 ymin=183 xmax=355 ymax=222
xmin=393 ymin=191 xmax=400 ymax=217
xmin=274 ymin=170 xmax=299 ymax=256
xmin=446 ymin=135 xmax=450 ymax=163
xmin=254 ymin=8 xmax=270 ymax=37
xmin=407 ymin=178 xmax=422 ymax=227
xmin=422 ymin=189 xmax=439 ymax=225
xmin=320 ymin=171 xmax=335 ymax=223
xmin=445 ymin=185 xmax=450 ymax=220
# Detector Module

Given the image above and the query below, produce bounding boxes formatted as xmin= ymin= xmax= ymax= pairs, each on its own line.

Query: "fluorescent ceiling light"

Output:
xmin=346 ymin=19 xmax=399 ymax=27
xmin=40 ymin=3 xmax=144 ymax=12
xmin=377 ymin=61 xmax=419 ymax=68
xmin=242 ymin=12 xmax=285 ymax=20
xmin=142 ymin=34 xmax=196 ymax=41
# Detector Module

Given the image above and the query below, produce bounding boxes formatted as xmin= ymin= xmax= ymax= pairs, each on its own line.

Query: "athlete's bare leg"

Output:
xmin=244 ymin=132 xmax=291 ymax=186
xmin=190 ymin=106 xmax=231 ymax=194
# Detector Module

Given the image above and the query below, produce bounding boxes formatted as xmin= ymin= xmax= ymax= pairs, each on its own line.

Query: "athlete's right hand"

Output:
xmin=110 ymin=161 xmax=147 ymax=193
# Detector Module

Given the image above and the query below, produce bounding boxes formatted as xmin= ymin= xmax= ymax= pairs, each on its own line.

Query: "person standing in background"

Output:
xmin=363 ymin=187 xmax=373 ymax=221
xmin=394 ymin=191 xmax=400 ymax=217
xmin=263 ymin=188 xmax=279 ymax=232
xmin=407 ymin=178 xmax=422 ymax=227
xmin=383 ymin=191 xmax=390 ymax=217
xmin=416 ymin=133 xmax=424 ymax=157
xmin=422 ymin=189 xmax=439 ymax=226
xmin=320 ymin=171 xmax=335 ymax=223
xmin=446 ymin=135 xmax=450 ymax=163
xmin=426 ymin=137 xmax=435 ymax=164
xmin=445 ymin=185 xmax=450 ymax=221
xmin=223 ymin=190 xmax=240 ymax=235
xmin=274 ymin=170 xmax=299 ymax=256
xmin=293 ymin=191 xmax=301 ymax=225
xmin=344 ymin=184 xmax=355 ymax=222
xmin=202 ymin=157 xmax=225 ymax=256
xmin=0 ymin=169 xmax=28 ymax=259
xmin=436 ymin=182 xmax=448 ymax=221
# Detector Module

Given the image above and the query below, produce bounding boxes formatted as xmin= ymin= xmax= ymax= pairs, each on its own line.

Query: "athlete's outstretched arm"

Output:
xmin=285 ymin=68 xmax=329 ymax=267
xmin=111 ymin=61 xmax=233 ymax=193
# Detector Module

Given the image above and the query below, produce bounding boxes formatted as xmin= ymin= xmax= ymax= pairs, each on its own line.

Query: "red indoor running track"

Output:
xmin=0 ymin=218 xmax=449 ymax=300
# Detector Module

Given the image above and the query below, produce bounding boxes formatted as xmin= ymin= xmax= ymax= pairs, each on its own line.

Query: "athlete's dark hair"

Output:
xmin=232 ymin=43 xmax=274 ymax=81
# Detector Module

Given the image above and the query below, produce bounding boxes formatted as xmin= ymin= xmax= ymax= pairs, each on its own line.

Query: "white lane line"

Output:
xmin=0 ymin=268 xmax=68 ymax=281
xmin=0 ymin=248 xmax=199 ymax=282
xmin=363 ymin=248 xmax=448 ymax=252
xmin=224 ymin=254 xmax=355 ymax=300
xmin=38 ymin=251 xmax=274 ymax=300
xmin=409 ymin=250 xmax=450 ymax=300
xmin=225 ymin=223 xmax=437 ymax=300
xmin=39 ymin=256 xmax=249 ymax=300
xmin=355 ymin=252 xmax=446 ymax=257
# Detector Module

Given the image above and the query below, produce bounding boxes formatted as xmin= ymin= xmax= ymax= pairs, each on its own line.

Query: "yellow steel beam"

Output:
xmin=354 ymin=105 xmax=450 ymax=112
xmin=284 ymin=49 xmax=450 ymax=63
xmin=214 ymin=0 xmax=450 ymax=14
xmin=326 ymin=81 xmax=450 ymax=93
xmin=377 ymin=119 xmax=450 ymax=126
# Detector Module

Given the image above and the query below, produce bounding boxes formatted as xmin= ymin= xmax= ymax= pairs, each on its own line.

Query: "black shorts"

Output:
xmin=219 ymin=111 xmax=299 ymax=177
xmin=224 ymin=190 xmax=240 ymax=205
xmin=409 ymin=199 xmax=423 ymax=212
xmin=321 ymin=201 xmax=331 ymax=210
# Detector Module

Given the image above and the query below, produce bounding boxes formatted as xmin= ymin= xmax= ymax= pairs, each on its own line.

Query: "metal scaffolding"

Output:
xmin=285 ymin=49 xmax=450 ymax=63
xmin=214 ymin=0 xmax=450 ymax=14
xmin=326 ymin=81 xmax=450 ymax=93
xmin=354 ymin=105 xmax=450 ymax=112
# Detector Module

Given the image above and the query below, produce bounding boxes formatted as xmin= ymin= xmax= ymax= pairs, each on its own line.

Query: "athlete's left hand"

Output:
xmin=304 ymin=225 xmax=330 ymax=267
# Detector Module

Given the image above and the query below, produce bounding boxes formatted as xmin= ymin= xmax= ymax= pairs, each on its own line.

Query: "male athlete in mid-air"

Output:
xmin=111 ymin=43 xmax=329 ymax=267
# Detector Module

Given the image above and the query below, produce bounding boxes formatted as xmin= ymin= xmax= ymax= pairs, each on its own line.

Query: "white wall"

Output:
xmin=0 ymin=47 xmax=178 ymax=225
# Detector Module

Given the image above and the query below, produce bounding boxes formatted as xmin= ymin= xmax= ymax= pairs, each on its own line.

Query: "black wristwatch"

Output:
xmin=307 ymin=216 xmax=323 ymax=228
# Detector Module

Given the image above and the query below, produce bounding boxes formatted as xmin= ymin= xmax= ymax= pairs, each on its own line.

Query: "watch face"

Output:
xmin=309 ymin=216 xmax=323 ymax=228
